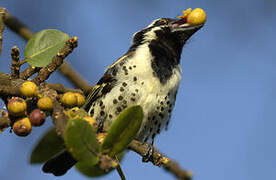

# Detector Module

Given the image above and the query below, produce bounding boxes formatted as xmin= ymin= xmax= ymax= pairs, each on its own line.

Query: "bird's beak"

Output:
xmin=170 ymin=19 xmax=204 ymax=40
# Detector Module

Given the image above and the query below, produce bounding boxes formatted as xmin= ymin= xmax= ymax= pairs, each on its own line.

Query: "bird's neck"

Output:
xmin=129 ymin=40 xmax=181 ymax=84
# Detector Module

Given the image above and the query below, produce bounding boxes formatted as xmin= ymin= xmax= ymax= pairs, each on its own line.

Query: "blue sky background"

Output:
xmin=1 ymin=0 xmax=276 ymax=180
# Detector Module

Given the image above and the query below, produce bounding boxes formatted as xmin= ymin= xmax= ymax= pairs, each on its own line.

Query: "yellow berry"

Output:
xmin=74 ymin=93 xmax=85 ymax=107
xmin=37 ymin=97 xmax=53 ymax=111
xmin=20 ymin=81 xmax=37 ymax=97
xmin=83 ymin=116 xmax=97 ymax=127
xmin=7 ymin=97 xmax=27 ymax=117
xmin=187 ymin=8 xmax=207 ymax=25
xmin=13 ymin=117 xmax=32 ymax=136
xmin=61 ymin=92 xmax=77 ymax=107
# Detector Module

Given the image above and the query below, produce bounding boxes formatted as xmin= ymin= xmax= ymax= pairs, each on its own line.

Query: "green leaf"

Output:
xmin=75 ymin=162 xmax=107 ymax=178
xmin=101 ymin=105 xmax=143 ymax=157
xmin=24 ymin=29 xmax=70 ymax=67
xmin=75 ymin=152 xmax=125 ymax=178
xmin=65 ymin=119 xmax=99 ymax=166
xmin=30 ymin=128 xmax=64 ymax=164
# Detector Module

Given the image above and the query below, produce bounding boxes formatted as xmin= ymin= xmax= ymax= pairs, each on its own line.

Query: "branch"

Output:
xmin=3 ymin=11 xmax=92 ymax=92
xmin=19 ymin=66 xmax=41 ymax=80
xmin=33 ymin=37 xmax=78 ymax=84
xmin=0 ymin=116 xmax=10 ymax=130
xmin=47 ymin=83 xmax=83 ymax=94
xmin=0 ymin=72 xmax=23 ymax=98
xmin=0 ymin=7 xmax=6 ymax=55
xmin=129 ymin=140 xmax=192 ymax=180
xmin=10 ymin=46 xmax=20 ymax=79
xmin=3 ymin=12 xmax=34 ymax=41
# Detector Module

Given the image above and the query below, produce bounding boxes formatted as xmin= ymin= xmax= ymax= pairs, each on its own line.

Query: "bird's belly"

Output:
xmin=90 ymin=77 xmax=179 ymax=142
xmin=90 ymin=58 xmax=181 ymax=142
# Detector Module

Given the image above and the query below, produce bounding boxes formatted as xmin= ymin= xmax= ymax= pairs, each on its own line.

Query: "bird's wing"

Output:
xmin=82 ymin=52 xmax=134 ymax=113
xmin=82 ymin=68 xmax=117 ymax=114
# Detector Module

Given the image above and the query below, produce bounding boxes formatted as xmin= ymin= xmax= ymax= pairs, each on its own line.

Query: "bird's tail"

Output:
xmin=42 ymin=149 xmax=77 ymax=176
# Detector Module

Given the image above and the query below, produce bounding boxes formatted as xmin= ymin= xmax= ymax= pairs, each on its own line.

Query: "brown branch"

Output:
xmin=47 ymin=83 xmax=83 ymax=94
xmin=129 ymin=140 xmax=192 ymax=180
xmin=10 ymin=46 xmax=20 ymax=79
xmin=0 ymin=72 xmax=23 ymax=98
xmin=4 ymin=12 xmax=34 ymax=41
xmin=0 ymin=7 xmax=6 ymax=55
xmin=3 ymin=12 xmax=92 ymax=92
xmin=33 ymin=37 xmax=78 ymax=85
xmin=20 ymin=66 xmax=41 ymax=80
xmin=0 ymin=116 xmax=10 ymax=131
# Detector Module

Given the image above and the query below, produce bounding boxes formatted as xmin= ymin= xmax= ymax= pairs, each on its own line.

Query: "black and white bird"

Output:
xmin=43 ymin=17 xmax=204 ymax=176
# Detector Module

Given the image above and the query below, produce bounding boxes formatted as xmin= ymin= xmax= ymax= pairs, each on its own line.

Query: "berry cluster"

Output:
xmin=7 ymin=81 xmax=85 ymax=136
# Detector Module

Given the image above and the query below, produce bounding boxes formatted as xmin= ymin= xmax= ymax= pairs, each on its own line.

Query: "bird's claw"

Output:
xmin=142 ymin=143 xmax=154 ymax=162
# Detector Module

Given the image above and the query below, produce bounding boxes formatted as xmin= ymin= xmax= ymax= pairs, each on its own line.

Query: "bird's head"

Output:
xmin=129 ymin=18 xmax=204 ymax=55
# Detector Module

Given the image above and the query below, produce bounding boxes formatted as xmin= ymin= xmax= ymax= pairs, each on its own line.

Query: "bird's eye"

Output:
xmin=159 ymin=19 xmax=167 ymax=24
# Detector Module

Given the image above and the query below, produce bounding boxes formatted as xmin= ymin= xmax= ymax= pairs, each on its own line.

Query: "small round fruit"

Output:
xmin=187 ymin=8 xmax=207 ymax=25
xmin=61 ymin=92 xmax=77 ymax=107
xmin=83 ymin=116 xmax=97 ymax=127
xmin=13 ymin=117 xmax=32 ymax=136
xmin=75 ymin=93 xmax=85 ymax=107
xmin=29 ymin=109 xmax=46 ymax=126
xmin=20 ymin=81 xmax=37 ymax=97
xmin=37 ymin=97 xmax=53 ymax=111
xmin=7 ymin=97 xmax=27 ymax=117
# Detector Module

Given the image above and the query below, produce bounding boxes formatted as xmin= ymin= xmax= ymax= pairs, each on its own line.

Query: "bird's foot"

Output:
xmin=142 ymin=142 xmax=154 ymax=163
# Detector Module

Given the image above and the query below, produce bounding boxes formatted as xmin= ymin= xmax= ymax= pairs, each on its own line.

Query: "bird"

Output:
xmin=43 ymin=16 xmax=204 ymax=176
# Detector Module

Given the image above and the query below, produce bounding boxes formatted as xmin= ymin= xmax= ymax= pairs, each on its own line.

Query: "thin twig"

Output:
xmin=19 ymin=66 xmax=41 ymax=80
xmin=128 ymin=140 xmax=192 ymax=180
xmin=33 ymin=37 xmax=78 ymax=85
xmin=19 ymin=59 xmax=27 ymax=66
xmin=116 ymin=164 xmax=126 ymax=180
xmin=10 ymin=46 xmax=20 ymax=79
xmin=115 ymin=156 xmax=126 ymax=180
xmin=0 ymin=7 xmax=6 ymax=55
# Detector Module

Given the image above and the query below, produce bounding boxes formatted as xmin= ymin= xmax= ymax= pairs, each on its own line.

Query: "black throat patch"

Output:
xmin=149 ymin=29 xmax=183 ymax=84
